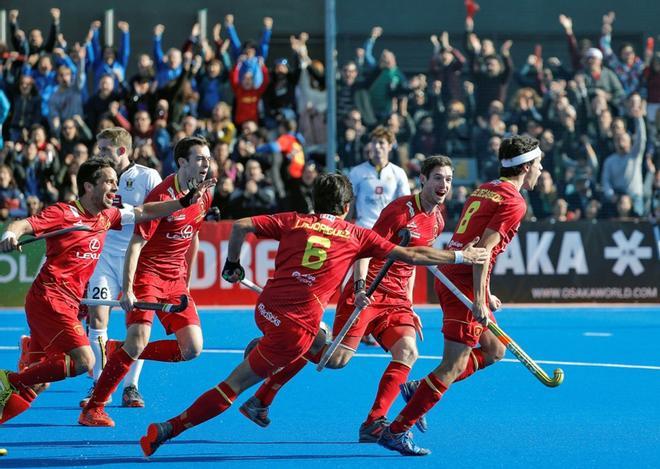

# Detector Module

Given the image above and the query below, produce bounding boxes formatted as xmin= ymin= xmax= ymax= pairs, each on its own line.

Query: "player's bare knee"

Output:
xmin=71 ymin=349 xmax=95 ymax=375
xmin=180 ymin=342 xmax=203 ymax=361
xmin=391 ymin=338 xmax=418 ymax=366
xmin=485 ymin=342 xmax=506 ymax=365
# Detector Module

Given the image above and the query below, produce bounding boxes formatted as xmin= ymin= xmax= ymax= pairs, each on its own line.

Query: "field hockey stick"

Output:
xmin=317 ymin=228 xmax=412 ymax=371
xmin=240 ymin=278 xmax=263 ymax=294
xmin=81 ymin=294 xmax=189 ymax=313
xmin=427 ymin=265 xmax=564 ymax=387
xmin=18 ymin=225 xmax=92 ymax=246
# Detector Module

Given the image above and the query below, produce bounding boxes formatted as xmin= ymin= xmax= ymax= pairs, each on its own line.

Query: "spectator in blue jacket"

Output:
xmin=86 ymin=20 xmax=130 ymax=91
xmin=152 ymin=24 xmax=182 ymax=88
xmin=224 ymin=14 xmax=272 ymax=88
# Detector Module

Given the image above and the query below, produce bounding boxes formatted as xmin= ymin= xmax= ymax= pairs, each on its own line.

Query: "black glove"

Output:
xmin=179 ymin=186 xmax=199 ymax=208
xmin=222 ymin=258 xmax=245 ymax=283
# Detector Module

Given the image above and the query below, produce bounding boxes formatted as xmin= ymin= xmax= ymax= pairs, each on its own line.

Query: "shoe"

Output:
xmin=122 ymin=385 xmax=145 ymax=408
xmin=239 ymin=396 xmax=271 ymax=427
xmin=399 ymin=380 xmax=428 ymax=433
xmin=361 ymin=334 xmax=378 ymax=346
xmin=140 ymin=422 xmax=173 ymax=457
xmin=358 ymin=417 xmax=390 ymax=443
xmin=17 ymin=336 xmax=31 ymax=371
xmin=79 ymin=382 xmax=111 ymax=408
xmin=0 ymin=370 xmax=17 ymax=409
xmin=377 ymin=426 xmax=430 ymax=456
xmin=78 ymin=406 xmax=115 ymax=427
xmin=243 ymin=337 xmax=261 ymax=359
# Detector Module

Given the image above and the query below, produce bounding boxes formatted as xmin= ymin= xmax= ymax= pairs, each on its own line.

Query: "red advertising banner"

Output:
xmin=190 ymin=221 xmax=428 ymax=306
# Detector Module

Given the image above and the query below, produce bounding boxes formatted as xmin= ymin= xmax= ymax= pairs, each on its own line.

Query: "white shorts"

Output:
xmin=87 ymin=253 xmax=124 ymax=302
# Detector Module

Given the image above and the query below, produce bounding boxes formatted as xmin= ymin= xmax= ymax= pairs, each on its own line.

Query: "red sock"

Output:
xmin=390 ymin=372 xmax=448 ymax=434
xmin=255 ymin=357 xmax=307 ymax=406
xmin=168 ymin=381 xmax=237 ymax=437
xmin=454 ymin=348 xmax=486 ymax=383
xmin=139 ymin=340 xmax=184 ymax=362
xmin=86 ymin=348 xmax=134 ymax=408
xmin=365 ymin=361 xmax=411 ymax=424
xmin=8 ymin=353 xmax=76 ymax=387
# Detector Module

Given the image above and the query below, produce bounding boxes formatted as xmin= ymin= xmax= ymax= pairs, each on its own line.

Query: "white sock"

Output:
xmin=123 ymin=359 xmax=144 ymax=389
xmin=88 ymin=328 xmax=108 ymax=382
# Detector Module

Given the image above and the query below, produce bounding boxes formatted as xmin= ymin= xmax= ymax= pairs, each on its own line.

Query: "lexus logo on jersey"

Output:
xmin=89 ymin=239 xmax=101 ymax=252
xmin=166 ymin=224 xmax=195 ymax=240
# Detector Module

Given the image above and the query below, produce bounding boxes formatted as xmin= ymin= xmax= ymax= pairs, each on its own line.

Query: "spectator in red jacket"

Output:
xmin=230 ymin=56 xmax=269 ymax=126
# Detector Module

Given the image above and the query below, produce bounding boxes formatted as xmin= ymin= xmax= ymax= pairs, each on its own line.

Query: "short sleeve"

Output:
xmin=146 ymin=169 xmax=163 ymax=192
xmin=487 ymin=197 xmax=526 ymax=237
xmin=27 ymin=204 xmax=66 ymax=236
xmin=118 ymin=205 xmax=135 ymax=226
xmin=371 ymin=202 xmax=409 ymax=241
xmin=252 ymin=212 xmax=296 ymax=240
xmin=396 ymin=167 xmax=411 ymax=197
xmin=134 ymin=191 xmax=167 ymax=241
xmin=355 ymin=226 xmax=397 ymax=260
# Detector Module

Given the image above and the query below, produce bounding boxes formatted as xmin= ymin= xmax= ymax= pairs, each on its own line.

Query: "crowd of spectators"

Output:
xmin=0 ymin=7 xmax=659 ymax=224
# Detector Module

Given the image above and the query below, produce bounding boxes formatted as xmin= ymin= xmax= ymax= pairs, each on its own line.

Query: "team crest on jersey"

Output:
xmin=125 ymin=178 xmax=134 ymax=190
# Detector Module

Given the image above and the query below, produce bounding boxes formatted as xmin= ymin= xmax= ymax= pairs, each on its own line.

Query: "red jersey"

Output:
xmin=27 ymin=201 xmax=122 ymax=304
xmin=367 ymin=194 xmax=444 ymax=298
xmin=441 ymin=178 xmax=527 ymax=281
xmin=252 ymin=212 xmax=396 ymax=333
xmin=230 ymin=64 xmax=270 ymax=126
xmin=135 ymin=174 xmax=212 ymax=282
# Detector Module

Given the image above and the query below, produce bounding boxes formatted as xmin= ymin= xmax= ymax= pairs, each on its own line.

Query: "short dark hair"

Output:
xmin=421 ymin=155 xmax=453 ymax=178
xmin=499 ymin=135 xmax=539 ymax=177
xmin=174 ymin=136 xmax=209 ymax=168
xmin=313 ymin=173 xmax=354 ymax=215
xmin=77 ymin=158 xmax=115 ymax=196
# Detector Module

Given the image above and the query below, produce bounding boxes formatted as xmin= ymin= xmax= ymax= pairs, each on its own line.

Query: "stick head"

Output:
xmin=397 ymin=228 xmax=412 ymax=246
xmin=169 ymin=295 xmax=189 ymax=313
xmin=548 ymin=368 xmax=564 ymax=387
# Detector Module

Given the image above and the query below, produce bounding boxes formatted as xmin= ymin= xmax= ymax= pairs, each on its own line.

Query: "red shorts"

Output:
xmin=333 ymin=290 xmax=419 ymax=351
xmin=25 ymin=289 xmax=89 ymax=355
xmin=435 ymin=277 xmax=495 ymax=348
xmin=127 ymin=274 xmax=200 ymax=335
xmin=247 ymin=302 xmax=316 ymax=379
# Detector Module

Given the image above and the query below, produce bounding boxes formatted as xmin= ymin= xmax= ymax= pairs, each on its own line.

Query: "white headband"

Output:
xmin=501 ymin=147 xmax=542 ymax=168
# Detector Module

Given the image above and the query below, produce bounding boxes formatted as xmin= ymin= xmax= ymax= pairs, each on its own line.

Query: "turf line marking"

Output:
xmin=0 ymin=327 xmax=24 ymax=331
xmin=2 ymin=345 xmax=659 ymax=371
xmin=583 ymin=332 xmax=612 ymax=337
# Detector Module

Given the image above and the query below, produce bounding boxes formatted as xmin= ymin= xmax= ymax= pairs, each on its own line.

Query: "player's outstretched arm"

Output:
xmin=222 ymin=217 xmax=256 ymax=283
xmin=0 ymin=219 xmax=34 ymax=252
xmin=121 ymin=234 xmax=149 ymax=312
xmin=472 ymin=228 xmax=501 ymax=324
xmin=388 ymin=237 xmax=487 ymax=266
xmin=133 ymin=178 xmax=217 ymax=224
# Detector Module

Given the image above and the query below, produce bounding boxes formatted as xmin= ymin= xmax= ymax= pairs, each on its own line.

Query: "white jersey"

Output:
xmin=103 ymin=163 xmax=161 ymax=257
xmin=349 ymin=161 xmax=410 ymax=228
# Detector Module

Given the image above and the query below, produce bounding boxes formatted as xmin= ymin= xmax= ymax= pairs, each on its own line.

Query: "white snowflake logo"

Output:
xmin=604 ymin=230 xmax=653 ymax=276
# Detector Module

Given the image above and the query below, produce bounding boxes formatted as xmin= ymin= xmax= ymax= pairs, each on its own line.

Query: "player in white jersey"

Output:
xmin=349 ymin=126 xmax=410 ymax=229
xmin=348 ymin=126 xmax=410 ymax=345
xmin=81 ymin=128 xmax=161 ymax=408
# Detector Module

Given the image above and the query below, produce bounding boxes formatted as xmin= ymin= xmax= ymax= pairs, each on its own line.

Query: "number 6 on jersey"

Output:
xmin=302 ymin=236 xmax=331 ymax=270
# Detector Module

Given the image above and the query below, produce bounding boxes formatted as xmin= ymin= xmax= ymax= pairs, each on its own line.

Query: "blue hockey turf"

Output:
xmin=1 ymin=305 xmax=659 ymax=468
